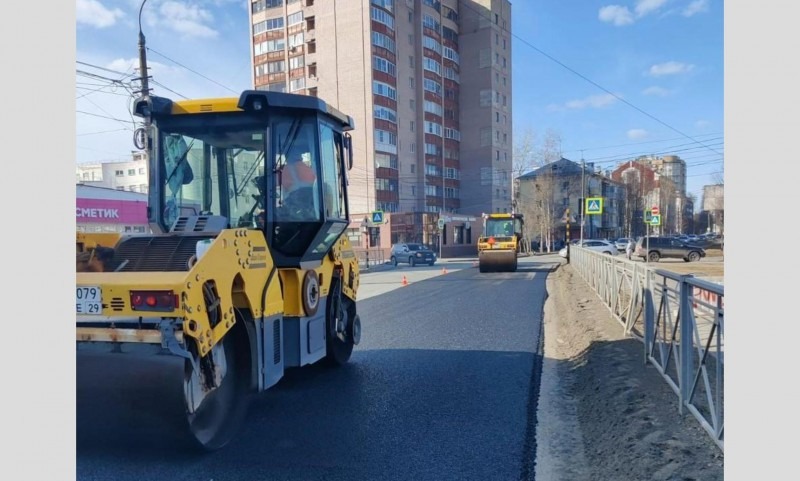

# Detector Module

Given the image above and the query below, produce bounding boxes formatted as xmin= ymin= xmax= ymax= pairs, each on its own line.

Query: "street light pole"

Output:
xmin=137 ymin=0 xmax=151 ymax=103
xmin=580 ymin=154 xmax=585 ymax=244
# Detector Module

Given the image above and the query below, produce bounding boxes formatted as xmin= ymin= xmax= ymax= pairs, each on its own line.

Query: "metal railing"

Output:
xmin=569 ymin=247 xmax=724 ymax=451
xmin=353 ymin=248 xmax=387 ymax=270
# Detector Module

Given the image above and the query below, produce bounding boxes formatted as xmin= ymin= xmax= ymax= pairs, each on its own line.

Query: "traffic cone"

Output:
xmin=401 ymin=275 xmax=408 ymax=286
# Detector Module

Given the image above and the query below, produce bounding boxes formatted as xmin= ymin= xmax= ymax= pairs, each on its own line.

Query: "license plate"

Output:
xmin=76 ymin=286 xmax=102 ymax=315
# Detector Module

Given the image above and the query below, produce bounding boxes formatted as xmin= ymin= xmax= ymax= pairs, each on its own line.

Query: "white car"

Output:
xmin=559 ymin=239 xmax=617 ymax=257
xmin=577 ymin=239 xmax=618 ymax=255
xmin=614 ymin=238 xmax=632 ymax=251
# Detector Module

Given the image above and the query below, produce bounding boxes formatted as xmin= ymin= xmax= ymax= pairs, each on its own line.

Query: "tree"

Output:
xmin=512 ymin=128 xmax=564 ymax=251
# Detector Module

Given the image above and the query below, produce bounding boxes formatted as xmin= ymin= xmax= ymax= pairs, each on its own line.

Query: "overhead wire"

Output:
xmin=455 ymin=1 xmax=721 ymax=157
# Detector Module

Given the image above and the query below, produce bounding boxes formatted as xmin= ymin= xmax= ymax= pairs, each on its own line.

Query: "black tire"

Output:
xmin=648 ymin=251 xmax=660 ymax=262
xmin=183 ymin=326 xmax=251 ymax=451
xmin=688 ymin=251 xmax=701 ymax=262
xmin=429 ymin=261 xmax=435 ymax=266
xmin=390 ymin=256 xmax=398 ymax=266
xmin=324 ymin=277 xmax=355 ymax=366
xmin=409 ymin=256 xmax=416 ymax=267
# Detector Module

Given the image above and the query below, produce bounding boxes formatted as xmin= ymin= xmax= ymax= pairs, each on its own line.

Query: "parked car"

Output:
xmin=559 ymin=239 xmax=617 ymax=257
xmin=581 ymin=239 xmax=617 ymax=255
xmin=634 ymin=236 xmax=706 ymax=262
xmin=614 ymin=238 xmax=632 ymax=252
xmin=390 ymin=243 xmax=437 ymax=266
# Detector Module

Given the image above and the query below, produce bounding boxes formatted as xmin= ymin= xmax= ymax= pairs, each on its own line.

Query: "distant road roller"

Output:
xmin=476 ymin=213 xmax=528 ymax=272
xmin=76 ymin=89 xmax=363 ymax=450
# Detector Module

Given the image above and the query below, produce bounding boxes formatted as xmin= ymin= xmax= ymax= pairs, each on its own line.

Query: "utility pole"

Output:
xmin=580 ymin=151 xmax=585 ymax=244
xmin=137 ymin=0 xmax=151 ymax=104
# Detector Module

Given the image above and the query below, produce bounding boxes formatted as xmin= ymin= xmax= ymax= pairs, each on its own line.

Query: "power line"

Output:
xmin=77 ymin=128 xmax=130 ymax=137
xmin=146 ymin=47 xmax=239 ymax=94
xmin=456 ymin=1 xmax=722 ymax=157
xmin=76 ymin=110 xmax=136 ymax=124
xmin=150 ymin=79 xmax=188 ymax=99
xmin=561 ymin=132 xmax=724 ymax=154
xmin=76 ymin=60 xmax=137 ymax=80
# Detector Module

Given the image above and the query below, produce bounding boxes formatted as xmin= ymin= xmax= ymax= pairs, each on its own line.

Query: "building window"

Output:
xmin=410 ymin=164 xmax=416 ymax=173
xmin=373 ymin=81 xmax=397 ymax=100
xmin=288 ymin=32 xmax=304 ymax=48
xmin=375 ymin=152 xmax=398 ymax=169
xmin=268 ymin=60 xmax=285 ymax=73
xmin=373 ymin=56 xmax=397 ymax=77
xmin=138 ymin=167 xmax=145 ymax=174
xmin=374 ymin=105 xmax=398 ymax=122
xmin=128 ymin=169 xmax=136 ymax=175
xmin=371 ymin=31 xmax=396 ymax=53
xmin=115 ymin=170 xmax=123 ymax=176
xmin=423 ymin=57 xmax=442 ymax=75
xmin=423 ymin=78 xmax=441 ymax=95
xmin=289 ymin=78 xmax=306 ymax=91
xmin=371 ymin=0 xmax=394 ymax=13
xmin=287 ymin=11 xmax=304 ymax=26
xmin=289 ymin=55 xmax=305 ymax=70
xmin=422 ymin=36 xmax=441 ymax=54
xmin=424 ymin=100 xmax=443 ymax=116
xmin=253 ymin=16 xmax=285 ymax=35
xmin=410 ymin=120 xmax=415 ymax=132
xmin=370 ymin=6 xmax=394 ymax=30
xmin=424 ymin=121 xmax=442 ymax=136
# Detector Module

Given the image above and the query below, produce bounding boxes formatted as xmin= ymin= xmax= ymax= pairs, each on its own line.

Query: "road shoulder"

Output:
xmin=535 ymin=263 xmax=724 ymax=480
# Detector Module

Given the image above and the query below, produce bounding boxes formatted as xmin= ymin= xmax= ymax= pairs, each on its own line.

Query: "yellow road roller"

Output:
xmin=76 ymin=89 xmax=363 ymax=450
xmin=476 ymin=213 xmax=526 ymax=272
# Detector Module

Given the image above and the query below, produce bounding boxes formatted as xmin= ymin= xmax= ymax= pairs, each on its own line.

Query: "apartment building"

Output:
xmin=248 ymin=0 xmax=512 ymax=218
xmin=75 ymin=151 xmax=149 ymax=193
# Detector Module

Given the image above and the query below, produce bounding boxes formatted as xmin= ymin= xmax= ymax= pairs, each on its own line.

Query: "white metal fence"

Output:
xmin=569 ymin=247 xmax=724 ymax=451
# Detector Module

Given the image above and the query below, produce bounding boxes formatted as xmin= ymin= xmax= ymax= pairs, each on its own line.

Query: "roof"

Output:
xmin=517 ymin=157 xmax=585 ymax=180
xmin=76 ymin=183 xmax=148 ymax=202
xmin=135 ymin=91 xmax=355 ymax=131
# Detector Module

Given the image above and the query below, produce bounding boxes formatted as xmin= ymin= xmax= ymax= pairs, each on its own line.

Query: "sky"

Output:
xmin=76 ymin=0 xmax=723 ymax=205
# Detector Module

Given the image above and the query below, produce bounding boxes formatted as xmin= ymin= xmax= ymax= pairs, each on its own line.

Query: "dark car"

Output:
xmin=634 ymin=236 xmax=706 ymax=262
xmin=390 ymin=243 xmax=437 ymax=267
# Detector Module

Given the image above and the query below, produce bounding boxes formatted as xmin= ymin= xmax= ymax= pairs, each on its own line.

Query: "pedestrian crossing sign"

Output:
xmin=585 ymin=197 xmax=603 ymax=215
xmin=371 ymin=211 xmax=384 ymax=224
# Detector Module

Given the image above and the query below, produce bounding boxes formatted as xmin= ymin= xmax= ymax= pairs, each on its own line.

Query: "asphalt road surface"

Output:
xmin=76 ymin=257 xmax=557 ymax=481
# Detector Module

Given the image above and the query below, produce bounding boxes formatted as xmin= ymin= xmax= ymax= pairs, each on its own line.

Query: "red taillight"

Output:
xmin=130 ymin=290 xmax=178 ymax=312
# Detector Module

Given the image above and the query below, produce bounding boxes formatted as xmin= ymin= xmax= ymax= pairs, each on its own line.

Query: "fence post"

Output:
xmin=643 ymin=268 xmax=654 ymax=365
xmin=679 ymin=275 xmax=695 ymax=415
